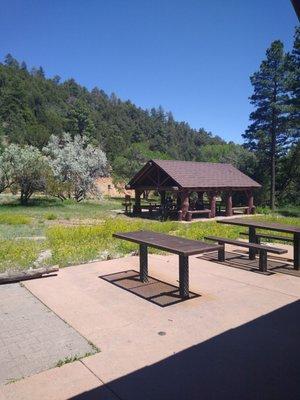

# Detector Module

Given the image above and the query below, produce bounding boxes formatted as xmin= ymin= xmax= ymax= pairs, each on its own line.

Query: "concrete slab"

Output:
xmin=4 ymin=250 xmax=299 ymax=399
xmin=0 ymin=361 xmax=118 ymax=400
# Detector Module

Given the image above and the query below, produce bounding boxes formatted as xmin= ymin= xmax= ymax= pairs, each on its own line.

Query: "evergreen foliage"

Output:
xmin=243 ymin=31 xmax=300 ymax=208
xmin=0 ymin=56 xmax=223 ymax=180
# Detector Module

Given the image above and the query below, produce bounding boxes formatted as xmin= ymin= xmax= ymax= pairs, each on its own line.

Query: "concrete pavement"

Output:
xmin=1 ymin=249 xmax=299 ymax=399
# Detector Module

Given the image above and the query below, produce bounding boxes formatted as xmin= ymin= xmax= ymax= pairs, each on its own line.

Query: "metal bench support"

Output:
xmin=218 ymin=243 xmax=225 ymax=262
xmin=295 ymin=234 xmax=300 ymax=270
xmin=139 ymin=244 xmax=148 ymax=283
xmin=249 ymin=226 xmax=257 ymax=260
xmin=179 ymin=255 xmax=189 ymax=298
xmin=259 ymin=249 xmax=268 ymax=273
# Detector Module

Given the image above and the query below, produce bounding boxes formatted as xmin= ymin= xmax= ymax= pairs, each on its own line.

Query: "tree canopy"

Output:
xmin=0 ymin=55 xmax=224 ymax=180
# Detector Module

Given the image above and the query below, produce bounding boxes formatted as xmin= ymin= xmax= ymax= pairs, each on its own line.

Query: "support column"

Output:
xmin=134 ymin=190 xmax=142 ymax=213
xmin=176 ymin=193 xmax=181 ymax=208
xmin=139 ymin=244 xmax=148 ymax=282
xmin=294 ymin=233 xmax=300 ymax=270
xmin=249 ymin=226 xmax=257 ymax=260
xmin=225 ymin=191 xmax=233 ymax=217
xmin=246 ymin=190 xmax=254 ymax=214
xmin=209 ymin=192 xmax=217 ymax=218
xmin=180 ymin=190 xmax=190 ymax=221
xmin=179 ymin=254 xmax=189 ymax=298
xmin=159 ymin=190 xmax=166 ymax=206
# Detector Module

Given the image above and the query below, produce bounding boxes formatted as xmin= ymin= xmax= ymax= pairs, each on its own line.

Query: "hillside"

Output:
xmin=0 ymin=55 xmax=224 ymax=179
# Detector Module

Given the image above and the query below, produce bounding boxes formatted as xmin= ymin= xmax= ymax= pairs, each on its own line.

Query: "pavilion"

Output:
xmin=126 ymin=159 xmax=261 ymax=221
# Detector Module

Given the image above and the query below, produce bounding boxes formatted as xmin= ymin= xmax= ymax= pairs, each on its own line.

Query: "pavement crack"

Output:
xmin=80 ymin=359 xmax=124 ymax=400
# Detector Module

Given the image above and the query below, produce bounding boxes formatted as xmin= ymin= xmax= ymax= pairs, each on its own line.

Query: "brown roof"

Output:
xmin=128 ymin=159 xmax=261 ymax=189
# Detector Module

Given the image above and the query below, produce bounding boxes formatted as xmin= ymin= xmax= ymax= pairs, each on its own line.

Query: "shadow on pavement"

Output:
xmin=69 ymin=300 xmax=300 ymax=400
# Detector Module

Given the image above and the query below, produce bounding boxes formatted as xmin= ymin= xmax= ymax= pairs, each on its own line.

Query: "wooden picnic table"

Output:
xmin=113 ymin=230 xmax=222 ymax=298
xmin=218 ymin=218 xmax=300 ymax=270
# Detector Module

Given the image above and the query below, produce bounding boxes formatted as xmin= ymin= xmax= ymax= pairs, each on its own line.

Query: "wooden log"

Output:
xmin=0 ymin=266 xmax=59 ymax=284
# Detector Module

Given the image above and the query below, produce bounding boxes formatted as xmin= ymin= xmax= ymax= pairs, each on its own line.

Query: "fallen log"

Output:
xmin=0 ymin=266 xmax=59 ymax=284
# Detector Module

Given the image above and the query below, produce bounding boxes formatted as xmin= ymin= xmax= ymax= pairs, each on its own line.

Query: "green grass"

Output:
xmin=0 ymin=194 xmax=299 ymax=273
xmin=0 ymin=194 xmax=122 ymax=220
xmin=47 ymin=218 xmax=244 ymax=267
xmin=55 ymin=352 xmax=95 ymax=367
xmin=0 ymin=214 xmax=31 ymax=225
xmin=0 ymin=239 xmax=46 ymax=273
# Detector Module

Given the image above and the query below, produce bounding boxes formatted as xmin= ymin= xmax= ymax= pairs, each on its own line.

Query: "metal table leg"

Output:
xmin=139 ymin=244 xmax=148 ymax=282
xmin=179 ymin=255 xmax=189 ymax=299
xmin=249 ymin=226 xmax=257 ymax=260
xmin=294 ymin=233 xmax=300 ymax=270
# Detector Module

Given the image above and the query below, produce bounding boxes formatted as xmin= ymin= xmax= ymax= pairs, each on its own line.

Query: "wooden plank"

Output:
xmin=0 ymin=266 xmax=59 ymax=284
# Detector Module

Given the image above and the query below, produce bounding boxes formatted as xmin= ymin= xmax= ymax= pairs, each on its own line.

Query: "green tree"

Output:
xmin=0 ymin=144 xmax=49 ymax=204
xmin=66 ymin=102 xmax=95 ymax=138
xmin=286 ymin=27 xmax=300 ymax=140
xmin=44 ymin=134 xmax=107 ymax=201
xmin=197 ymin=143 xmax=257 ymax=176
xmin=243 ymin=41 xmax=290 ymax=210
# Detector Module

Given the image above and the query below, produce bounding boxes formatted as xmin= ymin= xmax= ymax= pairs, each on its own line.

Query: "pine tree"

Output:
xmin=243 ymin=41 xmax=290 ymax=210
xmin=286 ymin=27 xmax=300 ymax=140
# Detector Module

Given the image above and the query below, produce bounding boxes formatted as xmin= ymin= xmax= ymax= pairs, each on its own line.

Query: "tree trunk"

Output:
xmin=270 ymin=129 xmax=276 ymax=211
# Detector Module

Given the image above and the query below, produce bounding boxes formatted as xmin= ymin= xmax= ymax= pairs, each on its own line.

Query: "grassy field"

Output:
xmin=0 ymin=194 xmax=299 ymax=273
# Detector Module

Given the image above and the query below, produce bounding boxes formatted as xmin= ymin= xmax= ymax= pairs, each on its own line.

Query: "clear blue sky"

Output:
xmin=0 ymin=0 xmax=298 ymax=142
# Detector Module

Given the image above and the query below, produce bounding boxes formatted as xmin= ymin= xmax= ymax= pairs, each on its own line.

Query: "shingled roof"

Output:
xmin=127 ymin=159 xmax=261 ymax=190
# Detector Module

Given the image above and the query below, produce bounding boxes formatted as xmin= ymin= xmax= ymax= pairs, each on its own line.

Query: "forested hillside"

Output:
xmin=0 ymin=24 xmax=299 ymax=209
xmin=0 ymin=54 xmax=224 ymax=180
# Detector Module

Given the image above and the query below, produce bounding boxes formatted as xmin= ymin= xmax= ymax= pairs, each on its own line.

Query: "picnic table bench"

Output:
xmin=186 ymin=209 xmax=211 ymax=221
xmin=205 ymin=236 xmax=287 ymax=273
xmin=218 ymin=218 xmax=300 ymax=269
xmin=113 ymin=230 xmax=222 ymax=298
xmin=231 ymin=206 xmax=251 ymax=215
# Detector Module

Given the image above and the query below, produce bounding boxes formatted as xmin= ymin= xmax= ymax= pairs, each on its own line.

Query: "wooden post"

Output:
xmin=225 ymin=191 xmax=233 ymax=216
xmin=160 ymin=190 xmax=166 ymax=206
xmin=134 ymin=190 xmax=142 ymax=213
xmin=209 ymin=192 xmax=217 ymax=218
xmin=176 ymin=192 xmax=181 ymax=209
xmin=246 ymin=190 xmax=254 ymax=214
xmin=180 ymin=191 xmax=190 ymax=220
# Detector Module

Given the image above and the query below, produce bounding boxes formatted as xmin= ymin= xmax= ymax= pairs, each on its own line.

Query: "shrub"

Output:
xmin=45 ymin=213 xmax=58 ymax=221
xmin=44 ymin=134 xmax=108 ymax=202
xmin=0 ymin=144 xmax=50 ymax=205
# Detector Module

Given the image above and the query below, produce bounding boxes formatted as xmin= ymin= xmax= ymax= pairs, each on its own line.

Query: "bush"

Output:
xmin=0 ymin=144 xmax=50 ymax=204
xmin=45 ymin=213 xmax=58 ymax=220
xmin=44 ymin=134 xmax=107 ymax=201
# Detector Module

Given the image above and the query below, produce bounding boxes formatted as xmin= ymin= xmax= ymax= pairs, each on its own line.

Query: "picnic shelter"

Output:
xmin=126 ymin=159 xmax=261 ymax=221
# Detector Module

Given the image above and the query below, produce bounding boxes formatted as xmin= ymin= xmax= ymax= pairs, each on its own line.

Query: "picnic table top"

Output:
xmin=113 ymin=230 xmax=222 ymax=256
xmin=218 ymin=218 xmax=300 ymax=234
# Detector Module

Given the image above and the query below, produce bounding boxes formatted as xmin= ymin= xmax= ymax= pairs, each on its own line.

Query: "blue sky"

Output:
xmin=0 ymin=0 xmax=298 ymax=142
